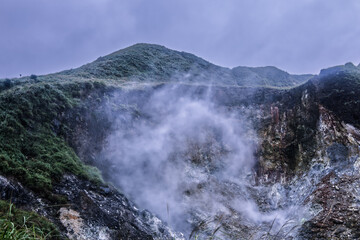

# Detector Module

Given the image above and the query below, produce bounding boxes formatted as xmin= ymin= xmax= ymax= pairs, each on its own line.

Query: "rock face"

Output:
xmin=1 ymin=44 xmax=360 ymax=239
xmin=0 ymin=173 xmax=182 ymax=240
xmin=252 ymin=72 xmax=360 ymax=239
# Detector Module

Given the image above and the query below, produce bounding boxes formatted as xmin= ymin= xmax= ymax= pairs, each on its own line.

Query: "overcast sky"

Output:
xmin=1 ymin=0 xmax=360 ymax=78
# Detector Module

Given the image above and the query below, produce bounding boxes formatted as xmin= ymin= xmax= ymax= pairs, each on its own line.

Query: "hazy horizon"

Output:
xmin=1 ymin=0 xmax=360 ymax=78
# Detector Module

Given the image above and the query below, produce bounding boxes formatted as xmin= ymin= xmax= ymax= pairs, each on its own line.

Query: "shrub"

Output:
xmin=4 ymin=78 xmax=13 ymax=88
xmin=0 ymin=200 xmax=60 ymax=239
xmin=30 ymin=74 xmax=38 ymax=81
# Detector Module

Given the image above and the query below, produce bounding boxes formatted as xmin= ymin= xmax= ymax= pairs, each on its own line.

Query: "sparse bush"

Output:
xmin=0 ymin=78 xmax=14 ymax=91
xmin=30 ymin=74 xmax=38 ymax=81
xmin=4 ymin=78 xmax=13 ymax=88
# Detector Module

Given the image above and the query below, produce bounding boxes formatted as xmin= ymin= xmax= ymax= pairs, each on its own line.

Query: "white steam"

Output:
xmin=100 ymin=85 xmax=302 ymax=237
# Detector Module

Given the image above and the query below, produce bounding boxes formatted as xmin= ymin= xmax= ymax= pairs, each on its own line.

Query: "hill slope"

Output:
xmin=0 ymin=44 xmax=360 ymax=239
xmin=59 ymin=43 xmax=313 ymax=87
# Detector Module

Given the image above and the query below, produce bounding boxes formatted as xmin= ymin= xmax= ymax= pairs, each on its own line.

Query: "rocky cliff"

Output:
xmin=0 ymin=44 xmax=359 ymax=239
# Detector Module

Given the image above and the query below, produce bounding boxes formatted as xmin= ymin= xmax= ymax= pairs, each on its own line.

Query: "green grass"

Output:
xmin=0 ymin=80 xmax=105 ymax=195
xmin=0 ymin=200 xmax=60 ymax=239
xmin=55 ymin=43 xmax=311 ymax=88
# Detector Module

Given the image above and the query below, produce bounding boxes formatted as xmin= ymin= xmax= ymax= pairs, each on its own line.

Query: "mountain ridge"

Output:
xmin=3 ymin=43 xmax=360 ymax=91
xmin=57 ymin=43 xmax=314 ymax=87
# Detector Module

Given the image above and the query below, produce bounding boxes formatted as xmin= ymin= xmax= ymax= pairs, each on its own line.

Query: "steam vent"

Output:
xmin=1 ymin=43 xmax=360 ymax=239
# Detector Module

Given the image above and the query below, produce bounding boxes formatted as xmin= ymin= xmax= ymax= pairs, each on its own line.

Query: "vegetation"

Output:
xmin=317 ymin=71 xmax=360 ymax=129
xmin=0 ymin=80 xmax=105 ymax=194
xmin=30 ymin=75 xmax=38 ymax=81
xmin=0 ymin=200 xmax=60 ymax=239
xmin=0 ymin=79 xmax=14 ymax=91
xmin=232 ymin=66 xmax=313 ymax=88
xmin=59 ymin=43 xmax=312 ymax=88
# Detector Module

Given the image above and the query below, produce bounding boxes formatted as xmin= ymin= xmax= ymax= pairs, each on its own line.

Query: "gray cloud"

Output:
xmin=1 ymin=0 xmax=360 ymax=77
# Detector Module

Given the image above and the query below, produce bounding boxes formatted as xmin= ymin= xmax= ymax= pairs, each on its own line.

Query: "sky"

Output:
xmin=1 ymin=0 xmax=360 ymax=78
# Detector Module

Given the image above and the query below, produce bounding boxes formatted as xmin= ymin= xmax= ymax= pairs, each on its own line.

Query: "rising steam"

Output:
xmin=99 ymin=84 xmax=304 ymax=238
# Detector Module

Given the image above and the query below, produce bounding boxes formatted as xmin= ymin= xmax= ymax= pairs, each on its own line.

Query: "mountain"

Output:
xmin=0 ymin=44 xmax=360 ymax=239
xmin=59 ymin=43 xmax=313 ymax=87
